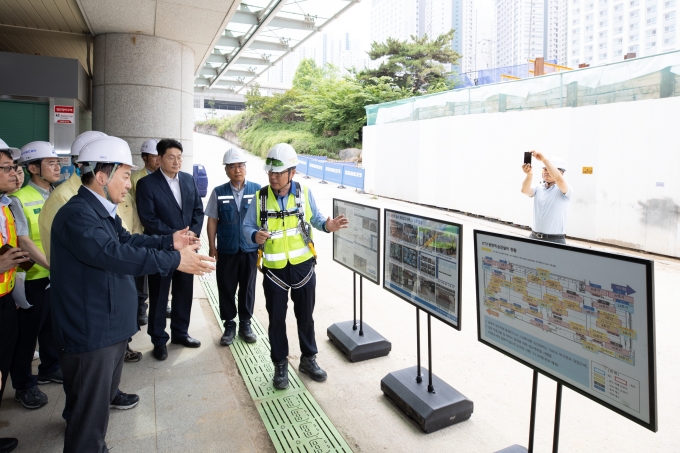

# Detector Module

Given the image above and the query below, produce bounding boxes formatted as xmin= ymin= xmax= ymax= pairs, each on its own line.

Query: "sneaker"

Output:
xmin=33 ymin=351 xmax=39 ymax=361
xmin=299 ymin=355 xmax=327 ymax=382
xmin=273 ymin=360 xmax=289 ymax=390
xmin=220 ymin=321 xmax=236 ymax=346
xmin=14 ymin=387 xmax=48 ymax=409
xmin=238 ymin=320 xmax=257 ymax=343
xmin=124 ymin=345 xmax=143 ymax=363
xmin=37 ymin=369 xmax=63 ymax=385
xmin=110 ymin=391 xmax=139 ymax=410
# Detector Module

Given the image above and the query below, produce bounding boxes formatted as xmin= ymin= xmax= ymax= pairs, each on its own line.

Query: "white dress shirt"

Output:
xmin=161 ymin=169 xmax=182 ymax=208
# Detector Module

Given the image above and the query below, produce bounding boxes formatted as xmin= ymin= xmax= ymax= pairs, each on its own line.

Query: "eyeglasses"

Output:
xmin=43 ymin=161 xmax=61 ymax=169
xmin=268 ymin=170 xmax=288 ymax=178
xmin=0 ymin=165 xmax=18 ymax=174
xmin=265 ymin=157 xmax=284 ymax=168
xmin=164 ymin=155 xmax=183 ymax=163
xmin=226 ymin=163 xmax=246 ymax=170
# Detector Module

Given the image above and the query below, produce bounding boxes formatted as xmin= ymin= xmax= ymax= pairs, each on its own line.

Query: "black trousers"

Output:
xmin=135 ymin=274 xmax=148 ymax=314
xmin=60 ymin=340 xmax=126 ymax=453
xmin=263 ymin=259 xmax=317 ymax=363
xmin=217 ymin=250 xmax=257 ymax=324
xmin=147 ymin=270 xmax=193 ymax=346
xmin=10 ymin=277 xmax=60 ymax=390
xmin=0 ymin=293 xmax=18 ymax=406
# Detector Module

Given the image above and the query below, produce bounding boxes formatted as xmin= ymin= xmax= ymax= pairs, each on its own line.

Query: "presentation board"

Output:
xmin=474 ymin=230 xmax=657 ymax=431
xmin=383 ymin=209 xmax=463 ymax=330
xmin=332 ymin=199 xmax=380 ymax=284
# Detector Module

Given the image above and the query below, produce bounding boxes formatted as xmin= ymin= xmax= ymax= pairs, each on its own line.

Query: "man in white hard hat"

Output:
xmin=0 ymin=139 xmax=31 ymax=453
xmin=206 ymin=148 xmax=261 ymax=346
xmin=8 ymin=141 xmax=62 ymax=411
xmin=50 ymin=135 xmax=215 ymax=453
xmin=521 ymin=151 xmax=573 ymax=244
xmin=243 ymin=143 xmax=348 ymax=389
xmin=136 ymin=138 xmax=205 ymax=361
xmin=130 ymin=139 xmax=160 ymax=326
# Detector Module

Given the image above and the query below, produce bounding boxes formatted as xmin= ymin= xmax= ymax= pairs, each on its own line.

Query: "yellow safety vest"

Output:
xmin=0 ymin=205 xmax=18 ymax=295
xmin=13 ymin=185 xmax=49 ymax=280
xmin=256 ymin=184 xmax=314 ymax=269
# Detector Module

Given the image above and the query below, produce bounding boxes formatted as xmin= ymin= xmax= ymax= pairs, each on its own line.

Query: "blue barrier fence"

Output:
xmin=296 ymin=157 xmax=365 ymax=191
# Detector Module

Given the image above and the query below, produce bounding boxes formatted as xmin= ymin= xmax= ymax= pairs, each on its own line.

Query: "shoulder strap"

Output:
xmin=259 ymin=186 xmax=269 ymax=228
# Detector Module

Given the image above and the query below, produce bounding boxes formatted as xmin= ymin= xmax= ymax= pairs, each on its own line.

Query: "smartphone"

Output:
xmin=523 ymin=151 xmax=532 ymax=165
xmin=0 ymin=243 xmax=35 ymax=271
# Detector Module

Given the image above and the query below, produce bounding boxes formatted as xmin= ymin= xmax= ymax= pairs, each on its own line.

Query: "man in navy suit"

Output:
xmin=136 ymin=138 xmax=205 ymax=360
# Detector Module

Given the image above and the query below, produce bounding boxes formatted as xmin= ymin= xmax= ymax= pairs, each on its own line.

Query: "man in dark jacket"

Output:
xmin=206 ymin=148 xmax=260 ymax=346
xmin=136 ymin=138 xmax=205 ymax=361
xmin=51 ymin=136 xmax=214 ymax=453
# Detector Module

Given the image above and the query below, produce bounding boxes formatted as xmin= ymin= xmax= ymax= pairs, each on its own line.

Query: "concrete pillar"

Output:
xmin=93 ymin=33 xmax=194 ymax=171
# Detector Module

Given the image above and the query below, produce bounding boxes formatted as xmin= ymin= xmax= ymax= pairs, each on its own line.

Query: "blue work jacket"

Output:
xmin=215 ymin=181 xmax=260 ymax=254
xmin=50 ymin=186 xmax=181 ymax=354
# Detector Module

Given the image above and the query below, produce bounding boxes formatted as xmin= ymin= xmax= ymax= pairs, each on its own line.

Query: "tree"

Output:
xmin=244 ymin=83 xmax=266 ymax=112
xmin=357 ymin=30 xmax=461 ymax=93
xmin=207 ymin=97 xmax=216 ymax=118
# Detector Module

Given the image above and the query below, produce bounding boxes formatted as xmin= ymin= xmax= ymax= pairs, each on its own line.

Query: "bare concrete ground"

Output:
xmin=195 ymin=132 xmax=678 ymax=453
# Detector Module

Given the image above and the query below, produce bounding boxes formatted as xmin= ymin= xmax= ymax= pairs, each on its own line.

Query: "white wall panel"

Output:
xmin=363 ymin=96 xmax=680 ymax=257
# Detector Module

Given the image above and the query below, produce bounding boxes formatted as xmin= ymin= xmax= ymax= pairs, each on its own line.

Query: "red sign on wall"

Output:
xmin=54 ymin=105 xmax=75 ymax=124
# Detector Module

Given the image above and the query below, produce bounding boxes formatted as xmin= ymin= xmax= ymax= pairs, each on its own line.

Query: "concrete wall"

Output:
xmin=362 ymin=95 xmax=680 ymax=257
xmin=93 ymin=34 xmax=195 ymax=171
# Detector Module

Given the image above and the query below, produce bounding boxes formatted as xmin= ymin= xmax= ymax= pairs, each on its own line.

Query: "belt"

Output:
xmin=532 ymin=232 xmax=565 ymax=239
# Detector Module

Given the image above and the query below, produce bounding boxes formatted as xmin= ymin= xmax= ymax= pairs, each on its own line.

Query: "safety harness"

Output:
xmin=257 ymin=182 xmax=317 ymax=277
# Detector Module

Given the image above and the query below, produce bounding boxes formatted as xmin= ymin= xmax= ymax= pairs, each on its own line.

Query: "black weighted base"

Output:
xmin=495 ymin=445 xmax=528 ymax=453
xmin=381 ymin=366 xmax=473 ymax=433
xmin=327 ymin=321 xmax=391 ymax=362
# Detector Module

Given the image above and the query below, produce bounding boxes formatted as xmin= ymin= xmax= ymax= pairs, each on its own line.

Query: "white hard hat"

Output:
xmin=140 ymin=139 xmax=159 ymax=155
xmin=0 ymin=138 xmax=21 ymax=161
xmin=223 ymin=148 xmax=247 ymax=165
xmin=551 ymin=157 xmax=567 ymax=172
xmin=78 ymin=136 xmax=138 ymax=170
xmin=71 ymin=131 xmax=107 ymax=157
xmin=19 ymin=141 xmax=58 ymax=165
xmin=263 ymin=143 xmax=298 ymax=172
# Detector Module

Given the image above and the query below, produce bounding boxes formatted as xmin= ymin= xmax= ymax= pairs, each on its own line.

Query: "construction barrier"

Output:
xmin=297 ymin=157 xmax=365 ymax=191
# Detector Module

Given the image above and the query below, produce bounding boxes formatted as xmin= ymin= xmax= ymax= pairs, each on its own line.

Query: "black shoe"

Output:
xmin=124 ymin=345 xmax=143 ymax=363
xmin=110 ymin=391 xmax=139 ymax=410
xmin=37 ymin=369 xmax=63 ymax=385
xmin=166 ymin=305 xmax=171 ymax=318
xmin=238 ymin=320 xmax=257 ymax=344
xmin=171 ymin=336 xmax=201 ymax=348
xmin=0 ymin=437 xmax=18 ymax=453
xmin=153 ymin=345 xmax=168 ymax=361
xmin=14 ymin=386 xmax=48 ymax=409
xmin=273 ymin=360 xmax=289 ymax=390
xmin=299 ymin=355 xmax=327 ymax=382
xmin=138 ymin=307 xmax=148 ymax=326
xmin=220 ymin=321 xmax=236 ymax=346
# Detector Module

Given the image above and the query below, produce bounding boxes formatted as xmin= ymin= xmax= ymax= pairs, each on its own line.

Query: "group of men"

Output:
xmin=0 ymin=133 xmax=348 ymax=453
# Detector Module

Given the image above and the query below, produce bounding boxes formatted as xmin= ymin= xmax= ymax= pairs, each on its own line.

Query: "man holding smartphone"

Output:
xmin=521 ymin=151 xmax=572 ymax=244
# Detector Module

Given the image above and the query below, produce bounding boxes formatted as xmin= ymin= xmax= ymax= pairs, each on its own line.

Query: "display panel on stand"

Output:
xmin=383 ymin=209 xmax=463 ymax=330
xmin=332 ymin=199 xmax=380 ymax=284
xmin=474 ymin=230 xmax=657 ymax=431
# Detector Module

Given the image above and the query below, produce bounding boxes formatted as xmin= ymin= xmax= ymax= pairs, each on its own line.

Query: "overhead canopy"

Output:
xmin=194 ymin=0 xmax=361 ymax=95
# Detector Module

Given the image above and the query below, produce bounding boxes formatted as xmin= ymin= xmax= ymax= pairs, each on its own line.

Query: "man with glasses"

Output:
xmin=136 ymin=138 xmax=205 ymax=361
xmin=206 ymin=148 xmax=260 ymax=346
xmin=9 ymin=141 xmax=62 ymax=410
xmin=0 ymin=139 xmax=32 ymax=453
xmin=243 ymin=143 xmax=348 ymax=390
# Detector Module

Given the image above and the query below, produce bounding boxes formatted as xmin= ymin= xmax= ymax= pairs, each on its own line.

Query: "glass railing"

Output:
xmin=365 ymin=50 xmax=680 ymax=126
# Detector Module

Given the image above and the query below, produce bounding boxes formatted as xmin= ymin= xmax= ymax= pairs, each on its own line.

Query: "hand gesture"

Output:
xmin=325 ymin=214 xmax=349 ymax=232
xmin=255 ymin=230 xmax=271 ymax=245
xmin=522 ymin=163 xmax=532 ymax=175
xmin=0 ymin=247 xmax=30 ymax=274
xmin=173 ymin=227 xmax=200 ymax=250
xmin=531 ymin=150 xmax=546 ymax=163
xmin=176 ymin=243 xmax=216 ymax=275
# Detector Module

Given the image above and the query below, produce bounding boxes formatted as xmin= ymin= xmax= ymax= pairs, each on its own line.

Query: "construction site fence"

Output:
xmin=297 ymin=157 xmax=364 ymax=190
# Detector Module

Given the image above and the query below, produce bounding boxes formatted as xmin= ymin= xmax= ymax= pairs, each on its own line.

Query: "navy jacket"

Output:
xmin=136 ymin=169 xmax=204 ymax=237
xmin=215 ymin=181 xmax=260 ymax=254
xmin=51 ymin=187 xmax=181 ymax=354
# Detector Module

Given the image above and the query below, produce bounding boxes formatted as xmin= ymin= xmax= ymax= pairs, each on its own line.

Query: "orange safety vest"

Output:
xmin=0 ymin=204 xmax=18 ymax=296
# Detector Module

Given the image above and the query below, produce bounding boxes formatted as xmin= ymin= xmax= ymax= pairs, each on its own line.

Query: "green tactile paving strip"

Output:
xmin=198 ymin=241 xmax=353 ymax=453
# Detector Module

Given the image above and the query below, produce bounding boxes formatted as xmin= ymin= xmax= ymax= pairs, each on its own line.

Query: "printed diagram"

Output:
xmin=481 ymin=257 xmax=638 ymax=367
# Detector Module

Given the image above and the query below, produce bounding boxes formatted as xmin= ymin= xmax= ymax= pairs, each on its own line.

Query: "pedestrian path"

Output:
xmin=198 ymin=240 xmax=353 ymax=453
